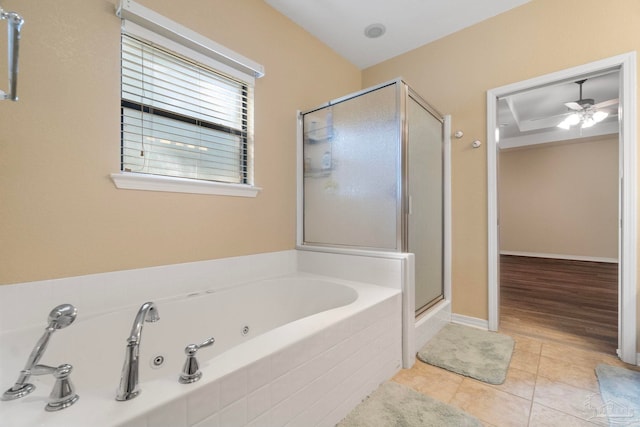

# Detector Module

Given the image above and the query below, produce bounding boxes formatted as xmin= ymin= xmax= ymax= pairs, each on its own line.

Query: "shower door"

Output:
xmin=301 ymin=83 xmax=400 ymax=250
xmin=406 ymin=92 xmax=444 ymax=314
xmin=300 ymin=80 xmax=445 ymax=315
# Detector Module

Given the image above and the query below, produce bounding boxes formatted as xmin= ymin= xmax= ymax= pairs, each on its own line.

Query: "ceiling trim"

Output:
xmin=499 ymin=121 xmax=618 ymax=150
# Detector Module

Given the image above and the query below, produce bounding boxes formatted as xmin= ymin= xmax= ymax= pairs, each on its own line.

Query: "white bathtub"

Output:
xmin=0 ymin=273 xmax=401 ymax=427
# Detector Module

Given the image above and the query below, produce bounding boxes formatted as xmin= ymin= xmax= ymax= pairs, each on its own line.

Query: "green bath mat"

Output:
xmin=417 ymin=323 xmax=514 ymax=384
xmin=595 ymin=364 xmax=640 ymax=426
xmin=338 ymin=381 xmax=482 ymax=427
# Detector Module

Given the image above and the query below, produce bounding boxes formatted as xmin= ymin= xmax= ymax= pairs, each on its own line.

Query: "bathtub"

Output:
xmin=0 ymin=273 xmax=401 ymax=427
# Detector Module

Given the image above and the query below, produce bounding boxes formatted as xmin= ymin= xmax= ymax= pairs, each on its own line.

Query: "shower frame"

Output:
xmin=295 ymin=78 xmax=451 ymax=312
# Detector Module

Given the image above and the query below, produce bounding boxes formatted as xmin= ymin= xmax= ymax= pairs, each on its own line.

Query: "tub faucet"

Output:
xmin=2 ymin=304 xmax=78 ymax=408
xmin=116 ymin=301 xmax=159 ymax=401
xmin=178 ymin=337 xmax=215 ymax=384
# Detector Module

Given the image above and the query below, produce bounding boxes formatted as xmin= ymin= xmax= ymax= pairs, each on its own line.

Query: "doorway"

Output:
xmin=486 ymin=53 xmax=637 ymax=364
xmin=498 ymin=94 xmax=619 ymax=353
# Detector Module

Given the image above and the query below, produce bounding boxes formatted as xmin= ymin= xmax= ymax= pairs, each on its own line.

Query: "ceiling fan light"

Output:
xmin=567 ymin=113 xmax=581 ymax=125
xmin=558 ymin=113 xmax=581 ymax=129
xmin=582 ymin=117 xmax=595 ymax=128
xmin=557 ymin=119 xmax=571 ymax=130
xmin=593 ymin=110 xmax=608 ymax=123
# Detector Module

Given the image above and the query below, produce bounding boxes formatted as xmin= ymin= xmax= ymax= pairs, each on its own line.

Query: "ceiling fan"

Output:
xmin=557 ymin=79 xmax=618 ymax=129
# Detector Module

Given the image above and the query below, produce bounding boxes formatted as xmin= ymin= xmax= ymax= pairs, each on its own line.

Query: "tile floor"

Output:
xmin=391 ymin=331 xmax=640 ymax=426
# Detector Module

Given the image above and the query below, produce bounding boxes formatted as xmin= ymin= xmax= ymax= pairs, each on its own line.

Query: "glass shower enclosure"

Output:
xmin=298 ymin=80 xmax=445 ymax=314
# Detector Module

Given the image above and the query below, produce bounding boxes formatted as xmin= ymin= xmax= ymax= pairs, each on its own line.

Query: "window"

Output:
xmin=111 ymin=0 xmax=264 ymax=196
xmin=121 ymin=35 xmax=250 ymax=184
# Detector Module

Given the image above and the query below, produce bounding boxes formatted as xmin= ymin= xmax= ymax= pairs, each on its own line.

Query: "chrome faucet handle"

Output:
xmin=179 ymin=337 xmax=215 ymax=384
xmin=26 ymin=364 xmax=79 ymax=411
xmin=45 ymin=364 xmax=79 ymax=412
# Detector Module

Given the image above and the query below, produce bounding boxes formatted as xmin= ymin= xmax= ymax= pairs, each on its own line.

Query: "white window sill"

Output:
xmin=110 ymin=172 xmax=262 ymax=197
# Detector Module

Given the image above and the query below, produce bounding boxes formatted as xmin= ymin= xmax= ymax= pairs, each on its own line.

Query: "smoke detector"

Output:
xmin=364 ymin=23 xmax=386 ymax=39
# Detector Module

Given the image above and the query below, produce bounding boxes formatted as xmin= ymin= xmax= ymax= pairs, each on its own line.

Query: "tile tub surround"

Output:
xmin=123 ymin=294 xmax=401 ymax=427
xmin=0 ymin=250 xmax=404 ymax=426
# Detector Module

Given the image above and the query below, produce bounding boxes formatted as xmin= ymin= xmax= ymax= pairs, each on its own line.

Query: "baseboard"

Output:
xmin=415 ymin=300 xmax=451 ymax=355
xmin=500 ymin=250 xmax=618 ymax=264
xmin=451 ymin=313 xmax=488 ymax=330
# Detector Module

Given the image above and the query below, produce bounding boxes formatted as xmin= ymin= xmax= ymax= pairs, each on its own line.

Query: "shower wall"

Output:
xmin=299 ymin=80 xmax=445 ymax=313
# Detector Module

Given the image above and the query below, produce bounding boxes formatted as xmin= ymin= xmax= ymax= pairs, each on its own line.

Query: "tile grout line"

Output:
xmin=526 ymin=341 xmax=543 ymax=427
xmin=531 ymin=342 xmax=607 ymax=426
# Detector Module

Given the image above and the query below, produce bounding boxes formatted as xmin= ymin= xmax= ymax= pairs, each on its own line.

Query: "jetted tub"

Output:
xmin=0 ymin=273 xmax=402 ymax=427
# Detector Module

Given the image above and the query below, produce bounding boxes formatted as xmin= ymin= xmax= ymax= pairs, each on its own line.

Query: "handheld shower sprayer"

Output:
xmin=0 ymin=6 xmax=24 ymax=101
xmin=2 ymin=304 xmax=78 ymax=401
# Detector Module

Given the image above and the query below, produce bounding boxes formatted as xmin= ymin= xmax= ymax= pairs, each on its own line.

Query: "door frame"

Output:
xmin=486 ymin=52 xmax=637 ymax=364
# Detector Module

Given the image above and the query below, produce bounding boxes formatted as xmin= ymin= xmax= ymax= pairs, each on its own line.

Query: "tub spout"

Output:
xmin=116 ymin=302 xmax=159 ymax=401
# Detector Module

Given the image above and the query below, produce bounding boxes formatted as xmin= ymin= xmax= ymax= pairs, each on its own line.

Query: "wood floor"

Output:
xmin=499 ymin=255 xmax=618 ymax=355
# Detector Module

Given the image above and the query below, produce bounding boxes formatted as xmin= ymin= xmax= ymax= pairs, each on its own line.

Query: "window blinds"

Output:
xmin=121 ymin=34 xmax=252 ymax=184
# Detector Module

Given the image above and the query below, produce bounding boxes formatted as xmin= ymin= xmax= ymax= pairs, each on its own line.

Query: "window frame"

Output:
xmin=111 ymin=1 xmax=264 ymax=197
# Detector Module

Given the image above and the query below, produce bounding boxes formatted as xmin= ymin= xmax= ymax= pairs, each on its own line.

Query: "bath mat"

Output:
xmin=337 ymin=381 xmax=482 ymax=427
xmin=417 ymin=323 xmax=514 ymax=385
xmin=595 ymin=364 xmax=640 ymax=426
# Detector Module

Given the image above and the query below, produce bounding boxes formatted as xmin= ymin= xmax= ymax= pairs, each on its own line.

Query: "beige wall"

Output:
xmin=499 ymin=136 xmax=619 ymax=260
xmin=2 ymin=0 xmax=639 ymax=348
xmin=362 ymin=0 xmax=640 ymax=326
xmin=0 ymin=0 xmax=361 ymax=284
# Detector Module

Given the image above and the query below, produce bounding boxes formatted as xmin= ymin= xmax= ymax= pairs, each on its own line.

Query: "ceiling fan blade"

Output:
xmin=518 ymin=112 xmax=576 ymax=132
xmin=529 ymin=112 xmax=571 ymax=122
xmin=594 ymin=98 xmax=619 ymax=109
xmin=564 ymin=101 xmax=583 ymax=111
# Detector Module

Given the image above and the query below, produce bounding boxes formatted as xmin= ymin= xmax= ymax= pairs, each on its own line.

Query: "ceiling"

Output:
xmin=264 ymin=0 xmax=620 ymax=146
xmin=264 ymin=0 xmax=532 ymax=69
xmin=498 ymin=70 xmax=620 ymax=149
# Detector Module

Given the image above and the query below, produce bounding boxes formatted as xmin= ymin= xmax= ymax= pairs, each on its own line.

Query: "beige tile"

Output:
xmin=538 ymin=356 xmax=600 ymax=392
xmin=487 ymin=366 xmax=536 ymax=400
xmin=413 ymin=359 xmax=466 ymax=383
xmin=509 ymin=345 xmax=541 ymax=374
xmin=533 ymin=376 xmax=607 ymax=425
xmin=392 ymin=361 xmax=463 ymax=403
xmin=450 ymin=378 xmax=531 ymax=427
xmin=529 ymin=403 xmax=604 ymax=426
xmin=392 ymin=330 xmax=634 ymax=427
xmin=511 ymin=333 xmax=543 ymax=355
xmin=540 ymin=342 xmax=625 ymax=369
